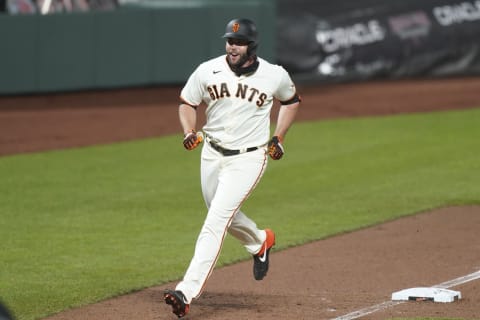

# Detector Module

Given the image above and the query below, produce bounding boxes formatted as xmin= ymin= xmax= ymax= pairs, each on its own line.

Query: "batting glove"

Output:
xmin=183 ymin=130 xmax=203 ymax=150
xmin=268 ymin=136 xmax=284 ymax=160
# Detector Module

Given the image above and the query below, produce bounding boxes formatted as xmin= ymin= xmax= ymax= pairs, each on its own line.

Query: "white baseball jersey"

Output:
xmin=175 ymin=54 xmax=299 ymax=304
xmin=180 ymin=55 xmax=297 ymax=149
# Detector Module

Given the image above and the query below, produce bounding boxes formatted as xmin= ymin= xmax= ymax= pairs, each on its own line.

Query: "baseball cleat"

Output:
xmin=253 ymin=228 xmax=275 ymax=280
xmin=164 ymin=290 xmax=190 ymax=318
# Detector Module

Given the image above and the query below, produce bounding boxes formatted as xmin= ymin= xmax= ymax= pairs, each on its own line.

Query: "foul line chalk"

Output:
xmin=331 ymin=270 xmax=480 ymax=320
xmin=435 ymin=270 xmax=480 ymax=288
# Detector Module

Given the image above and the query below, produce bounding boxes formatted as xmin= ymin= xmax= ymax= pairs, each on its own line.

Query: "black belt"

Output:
xmin=208 ymin=140 xmax=258 ymax=156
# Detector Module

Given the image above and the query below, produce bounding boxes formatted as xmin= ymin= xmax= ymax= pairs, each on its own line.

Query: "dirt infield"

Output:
xmin=1 ymin=76 xmax=479 ymax=319
xmin=1 ymin=77 xmax=480 ymax=156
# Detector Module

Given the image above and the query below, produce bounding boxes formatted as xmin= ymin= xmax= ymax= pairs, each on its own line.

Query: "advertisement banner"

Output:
xmin=278 ymin=0 xmax=480 ymax=82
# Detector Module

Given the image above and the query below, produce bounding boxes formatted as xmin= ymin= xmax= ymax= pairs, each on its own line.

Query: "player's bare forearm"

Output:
xmin=179 ymin=103 xmax=198 ymax=134
xmin=273 ymin=102 xmax=300 ymax=139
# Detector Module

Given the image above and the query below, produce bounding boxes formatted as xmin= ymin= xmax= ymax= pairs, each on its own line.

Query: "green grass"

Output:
xmin=1 ymin=108 xmax=479 ymax=320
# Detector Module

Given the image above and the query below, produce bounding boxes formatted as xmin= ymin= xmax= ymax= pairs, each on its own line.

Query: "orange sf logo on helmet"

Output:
xmin=232 ymin=22 xmax=240 ymax=33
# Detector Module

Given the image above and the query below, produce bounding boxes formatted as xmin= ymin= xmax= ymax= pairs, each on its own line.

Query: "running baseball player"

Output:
xmin=164 ymin=18 xmax=301 ymax=318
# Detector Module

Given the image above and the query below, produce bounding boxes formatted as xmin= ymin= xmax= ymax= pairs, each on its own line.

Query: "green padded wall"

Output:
xmin=0 ymin=0 xmax=275 ymax=95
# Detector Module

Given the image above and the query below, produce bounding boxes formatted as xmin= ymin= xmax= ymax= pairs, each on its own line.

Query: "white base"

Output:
xmin=392 ymin=287 xmax=461 ymax=303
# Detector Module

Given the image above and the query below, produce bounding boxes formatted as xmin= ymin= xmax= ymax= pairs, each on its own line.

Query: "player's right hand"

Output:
xmin=183 ymin=130 xmax=204 ymax=150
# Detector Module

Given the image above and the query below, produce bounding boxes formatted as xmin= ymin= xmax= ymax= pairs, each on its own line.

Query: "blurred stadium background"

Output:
xmin=1 ymin=0 xmax=479 ymax=93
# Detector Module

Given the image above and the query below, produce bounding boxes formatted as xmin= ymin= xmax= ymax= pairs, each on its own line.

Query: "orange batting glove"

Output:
xmin=268 ymin=136 xmax=284 ymax=160
xmin=183 ymin=130 xmax=204 ymax=150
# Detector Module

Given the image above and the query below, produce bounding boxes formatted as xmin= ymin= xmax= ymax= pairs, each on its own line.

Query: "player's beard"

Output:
xmin=226 ymin=48 xmax=258 ymax=76
xmin=227 ymin=51 xmax=250 ymax=69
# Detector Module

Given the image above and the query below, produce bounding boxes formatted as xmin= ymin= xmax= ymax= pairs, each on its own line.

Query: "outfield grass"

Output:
xmin=1 ymin=108 xmax=479 ymax=320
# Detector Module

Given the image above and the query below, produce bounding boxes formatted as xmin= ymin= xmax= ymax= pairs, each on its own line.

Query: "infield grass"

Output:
xmin=1 ymin=108 xmax=479 ymax=320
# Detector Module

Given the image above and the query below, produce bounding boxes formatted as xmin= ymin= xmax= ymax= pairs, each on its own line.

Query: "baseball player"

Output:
xmin=164 ymin=18 xmax=301 ymax=318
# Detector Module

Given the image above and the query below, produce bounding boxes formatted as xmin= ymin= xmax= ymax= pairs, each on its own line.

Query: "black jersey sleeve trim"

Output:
xmin=180 ymin=97 xmax=198 ymax=110
xmin=280 ymin=93 xmax=302 ymax=105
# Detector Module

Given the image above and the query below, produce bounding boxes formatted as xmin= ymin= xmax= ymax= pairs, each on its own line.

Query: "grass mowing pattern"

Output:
xmin=0 ymin=108 xmax=479 ymax=320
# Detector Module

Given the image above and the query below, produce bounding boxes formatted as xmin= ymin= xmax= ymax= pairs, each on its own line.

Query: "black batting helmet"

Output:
xmin=222 ymin=18 xmax=258 ymax=56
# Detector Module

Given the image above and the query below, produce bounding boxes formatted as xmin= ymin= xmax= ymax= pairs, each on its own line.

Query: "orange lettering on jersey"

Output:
xmin=212 ymin=85 xmax=220 ymax=99
xmin=248 ymin=88 xmax=259 ymax=102
xmin=207 ymin=86 xmax=217 ymax=100
xmin=256 ymin=93 xmax=267 ymax=107
xmin=236 ymin=83 xmax=248 ymax=99
xmin=211 ymin=83 xmax=267 ymax=105
xmin=219 ymin=83 xmax=231 ymax=98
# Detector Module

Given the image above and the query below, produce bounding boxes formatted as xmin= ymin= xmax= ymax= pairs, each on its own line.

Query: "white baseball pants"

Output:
xmin=176 ymin=142 xmax=268 ymax=303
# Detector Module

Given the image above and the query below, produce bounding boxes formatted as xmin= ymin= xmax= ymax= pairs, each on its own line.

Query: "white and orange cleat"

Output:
xmin=253 ymin=229 xmax=276 ymax=280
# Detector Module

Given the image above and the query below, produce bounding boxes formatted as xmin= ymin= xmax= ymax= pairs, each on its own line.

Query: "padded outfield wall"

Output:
xmin=2 ymin=0 xmax=480 ymax=95
xmin=0 ymin=0 xmax=276 ymax=95
xmin=277 ymin=0 xmax=480 ymax=83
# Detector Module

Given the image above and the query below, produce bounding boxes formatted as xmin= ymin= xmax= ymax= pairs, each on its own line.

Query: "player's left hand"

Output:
xmin=268 ymin=136 xmax=284 ymax=160
xmin=183 ymin=130 xmax=204 ymax=150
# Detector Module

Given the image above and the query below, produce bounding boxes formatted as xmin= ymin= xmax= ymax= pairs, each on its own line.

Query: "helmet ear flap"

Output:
xmin=247 ymin=42 xmax=258 ymax=57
